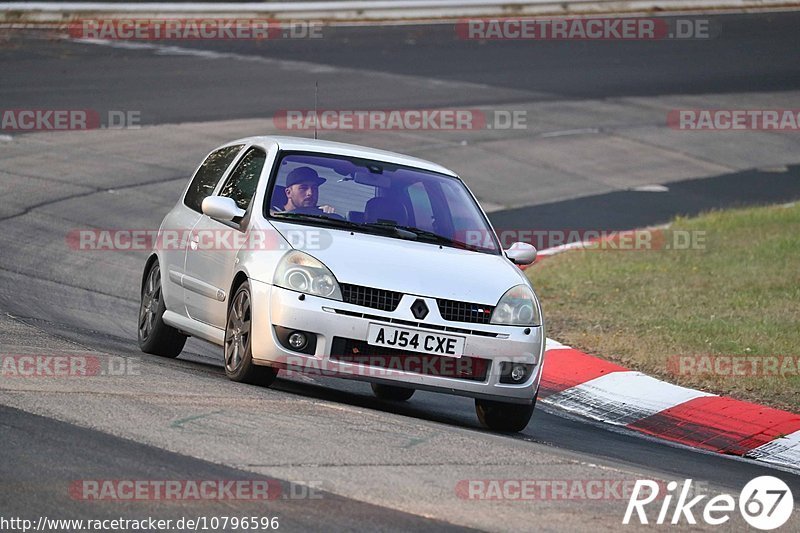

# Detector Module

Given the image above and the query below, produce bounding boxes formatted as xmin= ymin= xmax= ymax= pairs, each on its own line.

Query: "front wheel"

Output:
xmin=138 ymin=261 xmax=186 ymax=358
xmin=224 ymin=280 xmax=278 ymax=387
xmin=475 ymin=394 xmax=536 ymax=432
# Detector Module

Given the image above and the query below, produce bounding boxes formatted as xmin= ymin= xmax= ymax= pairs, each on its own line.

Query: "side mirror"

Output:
xmin=202 ymin=196 xmax=246 ymax=221
xmin=505 ymin=241 xmax=537 ymax=265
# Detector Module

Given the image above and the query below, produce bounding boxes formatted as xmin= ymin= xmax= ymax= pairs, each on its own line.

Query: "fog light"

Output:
xmin=288 ymin=332 xmax=307 ymax=349
xmin=499 ymin=362 xmax=533 ymax=384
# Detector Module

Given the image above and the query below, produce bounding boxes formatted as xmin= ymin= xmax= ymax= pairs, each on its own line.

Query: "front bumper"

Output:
xmin=249 ymin=279 xmax=544 ymax=404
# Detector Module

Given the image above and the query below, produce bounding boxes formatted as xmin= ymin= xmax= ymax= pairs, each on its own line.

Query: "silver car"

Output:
xmin=138 ymin=136 xmax=544 ymax=431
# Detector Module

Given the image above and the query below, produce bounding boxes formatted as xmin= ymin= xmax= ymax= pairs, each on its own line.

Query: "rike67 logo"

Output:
xmin=624 ymin=476 xmax=794 ymax=530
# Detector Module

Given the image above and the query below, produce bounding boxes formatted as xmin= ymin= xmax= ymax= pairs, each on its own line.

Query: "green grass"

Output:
xmin=528 ymin=203 xmax=800 ymax=411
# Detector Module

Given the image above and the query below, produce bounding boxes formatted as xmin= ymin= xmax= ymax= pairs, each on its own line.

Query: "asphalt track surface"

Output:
xmin=1 ymin=11 xmax=800 ymax=532
xmin=1 ymin=12 xmax=799 ymax=124
xmin=491 ymin=164 xmax=800 ymax=248
xmin=0 ymin=405 xmax=471 ymax=532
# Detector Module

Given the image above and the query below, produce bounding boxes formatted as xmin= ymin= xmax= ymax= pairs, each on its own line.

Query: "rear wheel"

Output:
xmin=371 ymin=383 xmax=415 ymax=401
xmin=224 ymin=280 xmax=278 ymax=387
xmin=138 ymin=261 xmax=186 ymax=358
xmin=475 ymin=392 xmax=537 ymax=432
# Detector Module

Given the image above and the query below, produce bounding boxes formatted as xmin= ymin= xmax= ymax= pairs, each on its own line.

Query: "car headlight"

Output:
xmin=490 ymin=284 xmax=541 ymax=326
xmin=273 ymin=250 xmax=342 ymax=300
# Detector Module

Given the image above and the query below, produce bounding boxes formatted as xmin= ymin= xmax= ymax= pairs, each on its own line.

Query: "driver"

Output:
xmin=279 ymin=166 xmax=335 ymax=214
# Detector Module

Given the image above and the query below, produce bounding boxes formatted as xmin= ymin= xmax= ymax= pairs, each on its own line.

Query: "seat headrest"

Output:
xmin=364 ymin=197 xmax=407 ymax=225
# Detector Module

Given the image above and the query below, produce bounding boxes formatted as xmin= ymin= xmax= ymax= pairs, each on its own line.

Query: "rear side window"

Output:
xmin=184 ymin=144 xmax=244 ymax=212
xmin=218 ymin=147 xmax=267 ymax=211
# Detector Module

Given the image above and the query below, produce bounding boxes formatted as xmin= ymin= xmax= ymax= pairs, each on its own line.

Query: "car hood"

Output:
xmin=269 ymin=221 xmax=528 ymax=305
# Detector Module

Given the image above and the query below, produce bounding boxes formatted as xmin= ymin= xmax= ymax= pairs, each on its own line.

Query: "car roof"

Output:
xmin=224 ymin=135 xmax=459 ymax=177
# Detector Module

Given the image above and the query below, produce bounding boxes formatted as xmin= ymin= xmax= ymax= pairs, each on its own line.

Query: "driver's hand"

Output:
xmin=320 ymin=204 xmax=335 ymax=214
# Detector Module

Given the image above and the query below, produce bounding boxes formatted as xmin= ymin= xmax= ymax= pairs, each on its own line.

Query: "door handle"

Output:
xmin=190 ymin=234 xmax=199 ymax=250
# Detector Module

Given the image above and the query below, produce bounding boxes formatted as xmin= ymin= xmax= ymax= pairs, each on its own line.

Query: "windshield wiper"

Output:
xmin=272 ymin=212 xmax=413 ymax=237
xmin=361 ymin=222 xmax=420 ymax=239
xmin=369 ymin=223 xmax=487 ymax=251
xmin=272 ymin=211 xmax=361 ymax=229
xmin=272 ymin=213 xmax=490 ymax=251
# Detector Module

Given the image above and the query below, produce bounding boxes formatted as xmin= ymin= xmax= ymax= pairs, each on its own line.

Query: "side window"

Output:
xmin=407 ymin=182 xmax=435 ymax=231
xmin=184 ymin=145 xmax=243 ymax=212
xmin=218 ymin=147 xmax=267 ymax=211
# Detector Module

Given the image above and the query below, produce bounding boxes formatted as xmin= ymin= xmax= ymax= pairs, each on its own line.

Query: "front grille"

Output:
xmin=437 ymin=298 xmax=494 ymax=324
xmin=329 ymin=309 xmax=501 ymax=337
xmin=341 ymin=283 xmax=402 ymax=312
xmin=330 ymin=337 xmax=490 ymax=381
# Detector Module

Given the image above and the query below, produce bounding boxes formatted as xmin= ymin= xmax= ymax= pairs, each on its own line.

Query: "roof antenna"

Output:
xmin=313 ymin=81 xmax=318 ymax=140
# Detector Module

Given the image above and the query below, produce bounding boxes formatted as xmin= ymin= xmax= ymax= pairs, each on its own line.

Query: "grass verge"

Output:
xmin=527 ymin=202 xmax=800 ymax=412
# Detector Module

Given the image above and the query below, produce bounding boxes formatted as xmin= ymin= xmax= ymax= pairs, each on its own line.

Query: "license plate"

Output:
xmin=366 ymin=324 xmax=464 ymax=357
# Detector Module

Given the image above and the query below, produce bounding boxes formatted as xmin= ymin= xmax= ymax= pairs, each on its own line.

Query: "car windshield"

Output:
xmin=266 ymin=152 xmax=500 ymax=254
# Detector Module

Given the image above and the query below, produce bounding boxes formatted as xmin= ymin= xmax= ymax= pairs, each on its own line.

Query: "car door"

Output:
xmin=161 ymin=144 xmax=244 ymax=316
xmin=183 ymin=146 xmax=267 ymax=328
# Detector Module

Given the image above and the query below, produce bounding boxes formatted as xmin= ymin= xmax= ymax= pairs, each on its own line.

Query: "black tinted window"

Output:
xmin=219 ymin=147 xmax=266 ymax=211
xmin=183 ymin=144 xmax=243 ymax=212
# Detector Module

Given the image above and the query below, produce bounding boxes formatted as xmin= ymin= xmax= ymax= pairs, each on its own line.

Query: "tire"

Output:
xmin=138 ymin=261 xmax=187 ymax=358
xmin=371 ymin=383 xmax=415 ymax=401
xmin=224 ymin=280 xmax=278 ymax=387
xmin=475 ymin=392 xmax=537 ymax=432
